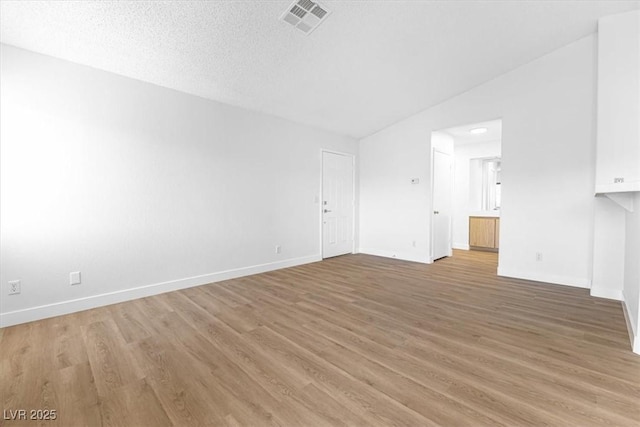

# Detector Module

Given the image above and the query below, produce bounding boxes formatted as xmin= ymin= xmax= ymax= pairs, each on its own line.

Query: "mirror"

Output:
xmin=469 ymin=157 xmax=501 ymax=212
xmin=482 ymin=158 xmax=501 ymax=211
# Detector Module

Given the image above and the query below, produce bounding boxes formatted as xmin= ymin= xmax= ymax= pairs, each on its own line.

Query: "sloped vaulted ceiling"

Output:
xmin=1 ymin=0 xmax=638 ymax=138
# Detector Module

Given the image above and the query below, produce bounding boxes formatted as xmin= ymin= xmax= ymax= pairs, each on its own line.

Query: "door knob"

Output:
xmin=324 ymin=209 xmax=332 ymax=213
xmin=434 ymin=211 xmax=439 ymax=215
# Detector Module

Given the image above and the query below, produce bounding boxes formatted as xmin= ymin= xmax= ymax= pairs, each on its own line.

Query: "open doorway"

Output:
xmin=431 ymin=119 xmax=503 ymax=261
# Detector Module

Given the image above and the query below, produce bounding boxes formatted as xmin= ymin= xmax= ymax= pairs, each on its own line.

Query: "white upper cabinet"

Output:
xmin=596 ymin=10 xmax=640 ymax=194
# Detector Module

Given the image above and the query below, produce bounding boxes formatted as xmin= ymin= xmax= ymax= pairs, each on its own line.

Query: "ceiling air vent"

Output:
xmin=280 ymin=0 xmax=331 ymax=35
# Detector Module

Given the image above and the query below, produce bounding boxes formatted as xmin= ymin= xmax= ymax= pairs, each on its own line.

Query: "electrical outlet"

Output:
xmin=275 ymin=245 xmax=281 ymax=254
xmin=8 ymin=280 xmax=21 ymax=295
xmin=70 ymin=271 xmax=81 ymax=286
xmin=536 ymin=252 xmax=543 ymax=262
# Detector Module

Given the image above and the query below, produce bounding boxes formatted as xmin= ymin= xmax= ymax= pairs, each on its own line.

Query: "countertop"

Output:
xmin=469 ymin=211 xmax=500 ymax=218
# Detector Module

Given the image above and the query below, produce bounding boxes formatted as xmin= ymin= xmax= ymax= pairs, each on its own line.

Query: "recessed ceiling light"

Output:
xmin=469 ymin=127 xmax=488 ymax=134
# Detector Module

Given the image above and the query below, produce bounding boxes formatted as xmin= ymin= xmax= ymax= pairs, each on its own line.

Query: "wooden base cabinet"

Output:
xmin=469 ymin=217 xmax=500 ymax=251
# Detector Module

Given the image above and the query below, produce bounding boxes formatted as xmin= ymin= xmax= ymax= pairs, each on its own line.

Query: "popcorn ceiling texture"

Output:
xmin=1 ymin=0 xmax=637 ymax=138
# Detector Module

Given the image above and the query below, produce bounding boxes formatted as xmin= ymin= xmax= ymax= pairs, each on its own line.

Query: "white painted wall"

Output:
xmin=360 ymin=34 xmax=597 ymax=288
xmin=623 ymin=193 xmax=640 ymax=353
xmin=358 ymin=114 xmax=432 ymax=263
xmin=431 ymin=132 xmax=455 ymax=155
xmin=0 ymin=45 xmax=357 ymax=326
xmin=452 ymin=140 xmax=501 ymax=249
xmin=591 ymin=197 xmax=626 ymax=300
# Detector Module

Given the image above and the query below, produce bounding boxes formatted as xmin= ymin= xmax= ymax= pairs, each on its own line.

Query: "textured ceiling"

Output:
xmin=1 ymin=0 xmax=639 ymax=138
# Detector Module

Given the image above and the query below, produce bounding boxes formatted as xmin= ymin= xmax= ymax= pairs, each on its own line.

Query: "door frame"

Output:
xmin=320 ymin=149 xmax=356 ymax=258
xmin=430 ymin=147 xmax=453 ymax=263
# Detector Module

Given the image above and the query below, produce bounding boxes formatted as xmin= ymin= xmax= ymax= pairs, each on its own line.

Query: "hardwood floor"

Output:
xmin=1 ymin=250 xmax=639 ymax=426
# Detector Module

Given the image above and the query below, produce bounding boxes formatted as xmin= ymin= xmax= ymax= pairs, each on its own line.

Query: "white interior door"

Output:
xmin=322 ymin=152 xmax=354 ymax=258
xmin=432 ymin=149 xmax=452 ymax=261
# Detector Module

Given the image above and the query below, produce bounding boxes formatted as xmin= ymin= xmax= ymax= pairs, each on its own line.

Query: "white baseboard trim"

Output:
xmin=358 ymin=248 xmax=429 ymax=264
xmin=590 ymin=287 xmax=624 ymax=301
xmin=497 ymin=267 xmax=591 ymax=289
xmin=0 ymin=254 xmax=321 ymax=328
xmin=621 ymin=291 xmax=640 ymax=355
xmin=452 ymin=243 xmax=470 ymax=250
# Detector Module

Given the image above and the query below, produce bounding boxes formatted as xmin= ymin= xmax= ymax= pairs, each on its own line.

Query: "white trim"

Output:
xmin=321 ymin=149 xmax=356 ymax=259
xmin=621 ymin=291 xmax=640 ymax=355
xmin=590 ymin=287 xmax=623 ymax=301
xmin=452 ymin=243 xmax=470 ymax=250
xmin=497 ymin=267 xmax=591 ymax=289
xmin=0 ymin=254 xmax=321 ymax=328
xmin=358 ymin=247 xmax=429 ymax=264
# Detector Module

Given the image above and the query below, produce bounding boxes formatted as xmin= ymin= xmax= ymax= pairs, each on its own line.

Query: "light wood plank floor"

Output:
xmin=1 ymin=250 xmax=639 ymax=426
